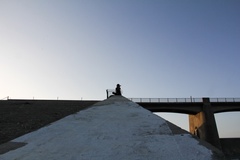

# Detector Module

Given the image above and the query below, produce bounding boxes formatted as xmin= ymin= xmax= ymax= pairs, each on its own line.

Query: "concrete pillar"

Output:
xmin=189 ymin=97 xmax=222 ymax=149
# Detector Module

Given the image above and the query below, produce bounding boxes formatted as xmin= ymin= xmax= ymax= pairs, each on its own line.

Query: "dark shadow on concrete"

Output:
xmin=0 ymin=142 xmax=27 ymax=154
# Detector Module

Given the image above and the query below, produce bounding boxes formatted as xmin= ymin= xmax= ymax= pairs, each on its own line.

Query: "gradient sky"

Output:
xmin=0 ymin=0 xmax=239 ymax=137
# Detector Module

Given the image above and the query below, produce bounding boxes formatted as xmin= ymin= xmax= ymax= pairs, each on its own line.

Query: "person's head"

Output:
xmin=117 ymin=84 xmax=121 ymax=87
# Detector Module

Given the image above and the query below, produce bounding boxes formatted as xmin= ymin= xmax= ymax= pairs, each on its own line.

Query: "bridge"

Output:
xmin=131 ymin=97 xmax=240 ymax=151
xmin=129 ymin=97 xmax=240 ymax=114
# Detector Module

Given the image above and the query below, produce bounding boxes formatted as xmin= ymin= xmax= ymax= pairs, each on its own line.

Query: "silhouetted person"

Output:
xmin=194 ymin=127 xmax=199 ymax=138
xmin=113 ymin=84 xmax=122 ymax=96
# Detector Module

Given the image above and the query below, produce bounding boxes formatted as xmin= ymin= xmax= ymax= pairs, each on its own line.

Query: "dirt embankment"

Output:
xmin=0 ymin=100 xmax=98 ymax=144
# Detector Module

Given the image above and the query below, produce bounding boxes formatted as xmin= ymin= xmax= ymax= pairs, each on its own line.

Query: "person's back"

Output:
xmin=113 ymin=84 xmax=122 ymax=96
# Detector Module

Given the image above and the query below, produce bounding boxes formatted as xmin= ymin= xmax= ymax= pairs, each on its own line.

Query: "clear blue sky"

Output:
xmin=0 ymin=0 xmax=239 ymax=137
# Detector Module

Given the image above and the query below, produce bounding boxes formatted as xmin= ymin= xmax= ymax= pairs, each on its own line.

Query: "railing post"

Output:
xmin=106 ymin=90 xmax=109 ymax=99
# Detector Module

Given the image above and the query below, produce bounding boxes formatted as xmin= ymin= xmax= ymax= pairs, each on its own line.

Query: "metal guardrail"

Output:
xmin=129 ymin=98 xmax=202 ymax=103
xmin=210 ymin=98 xmax=240 ymax=102
xmin=129 ymin=98 xmax=240 ymax=103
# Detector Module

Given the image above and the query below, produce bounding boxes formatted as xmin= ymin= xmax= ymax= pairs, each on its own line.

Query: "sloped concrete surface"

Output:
xmin=0 ymin=96 xmax=223 ymax=159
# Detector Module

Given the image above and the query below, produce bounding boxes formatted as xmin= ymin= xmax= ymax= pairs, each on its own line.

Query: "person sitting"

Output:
xmin=113 ymin=84 xmax=122 ymax=96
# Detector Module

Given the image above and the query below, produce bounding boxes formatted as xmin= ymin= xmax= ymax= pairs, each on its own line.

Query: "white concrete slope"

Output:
xmin=0 ymin=96 xmax=223 ymax=160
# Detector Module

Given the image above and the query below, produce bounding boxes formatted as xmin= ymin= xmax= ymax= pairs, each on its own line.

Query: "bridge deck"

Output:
xmin=138 ymin=102 xmax=240 ymax=114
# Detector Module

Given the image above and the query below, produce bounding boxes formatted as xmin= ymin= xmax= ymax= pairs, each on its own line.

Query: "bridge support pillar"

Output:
xmin=189 ymin=97 xmax=222 ymax=149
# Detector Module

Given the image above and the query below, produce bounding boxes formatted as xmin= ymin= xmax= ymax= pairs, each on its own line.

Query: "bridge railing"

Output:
xmin=129 ymin=98 xmax=240 ymax=103
xmin=129 ymin=98 xmax=202 ymax=103
xmin=210 ymin=98 xmax=240 ymax=102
